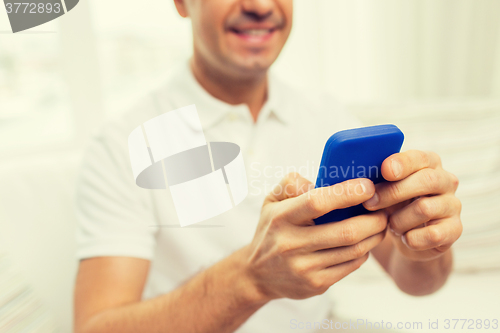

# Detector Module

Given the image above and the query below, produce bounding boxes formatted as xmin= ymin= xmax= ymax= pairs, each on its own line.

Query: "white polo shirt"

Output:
xmin=76 ymin=61 xmax=360 ymax=333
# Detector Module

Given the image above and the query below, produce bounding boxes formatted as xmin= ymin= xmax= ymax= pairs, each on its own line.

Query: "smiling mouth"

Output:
xmin=229 ymin=28 xmax=276 ymax=36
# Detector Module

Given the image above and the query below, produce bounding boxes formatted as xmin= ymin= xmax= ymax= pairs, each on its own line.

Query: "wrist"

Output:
xmin=205 ymin=245 xmax=271 ymax=311
xmin=388 ymin=246 xmax=453 ymax=295
xmin=236 ymin=245 xmax=273 ymax=306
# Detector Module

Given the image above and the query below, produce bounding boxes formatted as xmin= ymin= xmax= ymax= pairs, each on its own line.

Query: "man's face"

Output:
xmin=176 ymin=0 xmax=293 ymax=76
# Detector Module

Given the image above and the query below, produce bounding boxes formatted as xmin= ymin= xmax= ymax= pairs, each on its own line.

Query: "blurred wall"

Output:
xmin=278 ymin=0 xmax=500 ymax=103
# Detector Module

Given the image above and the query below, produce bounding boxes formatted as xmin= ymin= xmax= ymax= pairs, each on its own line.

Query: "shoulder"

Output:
xmin=92 ymin=72 xmax=181 ymax=153
xmin=79 ymin=78 xmax=180 ymax=190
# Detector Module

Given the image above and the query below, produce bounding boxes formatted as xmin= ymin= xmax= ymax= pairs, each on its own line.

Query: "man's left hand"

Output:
xmin=363 ymin=150 xmax=463 ymax=262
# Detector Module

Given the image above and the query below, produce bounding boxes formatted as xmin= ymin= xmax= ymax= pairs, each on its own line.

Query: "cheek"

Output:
xmin=281 ymin=0 xmax=294 ymax=28
xmin=196 ymin=10 xmax=226 ymax=52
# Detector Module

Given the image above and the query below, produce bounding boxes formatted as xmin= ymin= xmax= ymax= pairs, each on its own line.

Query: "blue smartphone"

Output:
xmin=314 ymin=124 xmax=404 ymax=225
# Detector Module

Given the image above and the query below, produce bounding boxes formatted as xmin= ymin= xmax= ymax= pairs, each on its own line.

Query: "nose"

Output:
xmin=241 ymin=0 xmax=275 ymax=19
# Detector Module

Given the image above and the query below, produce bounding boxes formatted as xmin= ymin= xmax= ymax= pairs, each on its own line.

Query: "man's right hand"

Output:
xmin=74 ymin=173 xmax=387 ymax=333
xmin=244 ymin=172 xmax=388 ymax=301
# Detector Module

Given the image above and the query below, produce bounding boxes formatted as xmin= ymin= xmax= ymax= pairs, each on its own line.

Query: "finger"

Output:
xmin=265 ymin=172 xmax=314 ymax=204
xmin=319 ymin=253 xmax=370 ymax=287
xmin=307 ymin=230 xmax=385 ymax=269
xmin=402 ymin=217 xmax=463 ymax=251
xmin=389 ymin=194 xmax=462 ymax=235
xmin=303 ymin=210 xmax=387 ymax=251
xmin=382 ymin=150 xmax=442 ymax=182
xmin=279 ymin=178 xmax=375 ymax=225
xmin=363 ymin=168 xmax=454 ymax=211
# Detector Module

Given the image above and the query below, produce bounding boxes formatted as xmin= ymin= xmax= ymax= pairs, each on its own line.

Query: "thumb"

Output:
xmin=265 ymin=172 xmax=314 ymax=204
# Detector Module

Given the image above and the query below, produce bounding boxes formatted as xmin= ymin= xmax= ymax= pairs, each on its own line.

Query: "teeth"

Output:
xmin=240 ymin=29 xmax=271 ymax=36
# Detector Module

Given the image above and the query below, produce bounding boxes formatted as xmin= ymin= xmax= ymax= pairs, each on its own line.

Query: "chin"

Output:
xmin=229 ymin=53 xmax=277 ymax=75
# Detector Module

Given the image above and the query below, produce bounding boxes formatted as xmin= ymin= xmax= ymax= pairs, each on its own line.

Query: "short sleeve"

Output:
xmin=75 ymin=122 xmax=158 ymax=261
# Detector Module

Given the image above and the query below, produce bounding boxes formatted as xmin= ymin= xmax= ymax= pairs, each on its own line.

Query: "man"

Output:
xmin=74 ymin=0 xmax=463 ymax=332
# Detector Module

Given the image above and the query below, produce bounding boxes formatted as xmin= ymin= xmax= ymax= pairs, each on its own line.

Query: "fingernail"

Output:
xmin=364 ymin=192 xmax=379 ymax=208
xmin=359 ymin=179 xmax=373 ymax=194
xmin=359 ymin=182 xmax=367 ymax=194
xmin=392 ymin=160 xmax=402 ymax=179
xmin=401 ymin=234 xmax=408 ymax=247
xmin=389 ymin=226 xmax=401 ymax=237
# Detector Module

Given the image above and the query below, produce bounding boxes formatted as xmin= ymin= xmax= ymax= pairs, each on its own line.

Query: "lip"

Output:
xmin=227 ymin=27 xmax=278 ymax=45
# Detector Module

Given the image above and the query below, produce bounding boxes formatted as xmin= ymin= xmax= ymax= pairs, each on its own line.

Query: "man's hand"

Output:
xmin=363 ymin=150 xmax=462 ymax=262
xmin=244 ymin=173 xmax=387 ymax=301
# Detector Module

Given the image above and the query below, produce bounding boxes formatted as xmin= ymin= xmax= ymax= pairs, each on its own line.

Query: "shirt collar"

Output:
xmin=162 ymin=60 xmax=290 ymax=129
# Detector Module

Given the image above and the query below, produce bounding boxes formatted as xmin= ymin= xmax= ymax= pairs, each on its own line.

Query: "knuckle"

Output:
xmin=308 ymin=276 xmax=326 ymax=292
xmin=416 ymin=150 xmax=431 ymax=167
xmin=275 ymin=242 xmax=290 ymax=255
xmin=428 ymin=227 xmax=444 ymax=245
xmin=340 ymin=223 xmax=357 ymax=244
xmin=275 ymin=235 xmax=294 ymax=255
xmin=456 ymin=219 xmax=464 ymax=238
xmin=453 ymin=196 xmax=462 ymax=214
xmin=291 ymin=259 xmax=309 ymax=276
xmin=388 ymin=182 xmax=403 ymax=201
xmin=304 ymin=195 xmax=324 ymax=215
xmin=429 ymin=151 xmax=441 ymax=165
xmin=286 ymin=171 xmax=300 ymax=179
xmin=351 ymin=242 xmax=366 ymax=258
xmin=283 ymin=183 xmax=297 ymax=198
xmin=423 ymin=169 xmax=441 ymax=192
xmin=449 ymin=172 xmax=460 ymax=191
xmin=415 ymin=198 xmax=434 ymax=219
xmin=283 ymin=172 xmax=299 ymax=185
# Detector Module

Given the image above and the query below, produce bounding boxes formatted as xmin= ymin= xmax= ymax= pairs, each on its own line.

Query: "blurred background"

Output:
xmin=0 ymin=0 xmax=499 ymax=332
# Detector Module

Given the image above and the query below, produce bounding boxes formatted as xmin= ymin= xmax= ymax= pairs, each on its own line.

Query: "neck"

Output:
xmin=190 ymin=55 xmax=268 ymax=123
